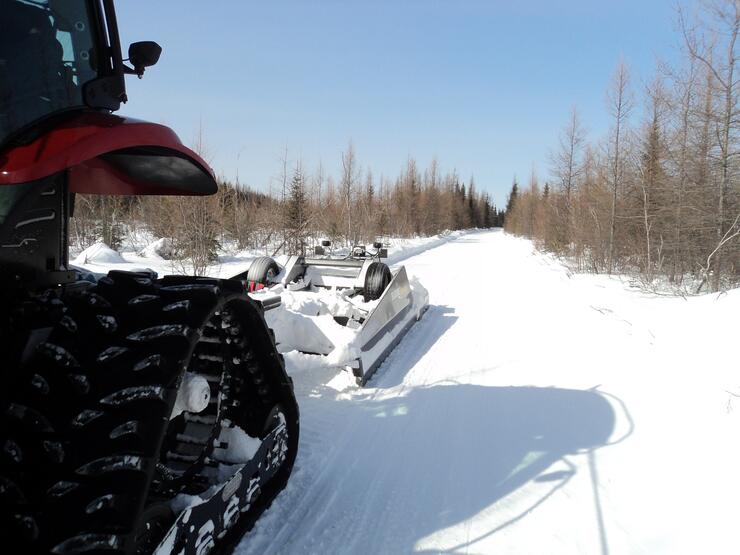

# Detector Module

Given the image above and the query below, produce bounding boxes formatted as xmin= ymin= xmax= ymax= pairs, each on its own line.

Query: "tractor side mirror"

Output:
xmin=373 ymin=241 xmax=383 ymax=249
xmin=321 ymin=240 xmax=331 ymax=247
xmin=128 ymin=41 xmax=162 ymax=77
xmin=314 ymin=246 xmax=325 ymax=255
xmin=378 ymin=248 xmax=388 ymax=259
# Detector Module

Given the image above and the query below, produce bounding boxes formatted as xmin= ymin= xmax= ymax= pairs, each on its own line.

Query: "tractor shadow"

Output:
xmin=336 ymin=384 xmax=620 ymax=554
xmin=369 ymin=304 xmax=458 ymax=389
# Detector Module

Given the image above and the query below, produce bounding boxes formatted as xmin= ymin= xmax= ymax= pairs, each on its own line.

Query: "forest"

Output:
xmin=504 ymin=1 xmax=740 ymax=293
xmin=70 ymin=144 xmax=502 ymax=274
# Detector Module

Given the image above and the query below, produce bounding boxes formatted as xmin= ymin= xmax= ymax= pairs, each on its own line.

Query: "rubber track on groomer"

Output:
xmin=0 ymin=270 xmax=298 ymax=555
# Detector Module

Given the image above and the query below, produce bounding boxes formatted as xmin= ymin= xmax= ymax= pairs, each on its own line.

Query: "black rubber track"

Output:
xmin=0 ymin=271 xmax=298 ymax=555
xmin=363 ymin=262 xmax=392 ymax=301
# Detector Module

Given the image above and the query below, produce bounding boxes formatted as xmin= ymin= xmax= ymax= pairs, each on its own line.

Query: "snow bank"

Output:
xmin=262 ymin=270 xmax=427 ymax=376
xmin=72 ymin=242 xmax=125 ymax=265
xmin=317 ymin=230 xmax=477 ymax=267
xmin=138 ymin=237 xmax=175 ymax=260
xmin=71 ymin=230 xmax=480 ymax=283
xmin=264 ymin=286 xmax=377 ymax=366
xmin=384 ymin=229 xmax=476 ymax=265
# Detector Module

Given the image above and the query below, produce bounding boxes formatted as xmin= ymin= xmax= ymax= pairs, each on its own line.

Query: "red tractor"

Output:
xmin=0 ymin=2 xmax=299 ymax=553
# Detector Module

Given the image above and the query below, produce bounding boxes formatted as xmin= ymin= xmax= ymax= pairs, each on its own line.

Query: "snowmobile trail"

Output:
xmin=237 ymin=230 xmax=740 ymax=555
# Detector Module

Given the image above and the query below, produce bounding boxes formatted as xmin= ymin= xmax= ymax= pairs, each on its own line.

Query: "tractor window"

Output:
xmin=0 ymin=183 xmax=32 ymax=226
xmin=0 ymin=0 xmax=100 ymax=146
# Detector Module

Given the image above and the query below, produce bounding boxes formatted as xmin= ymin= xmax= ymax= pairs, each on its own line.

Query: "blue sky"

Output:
xmin=117 ymin=1 xmax=691 ymax=207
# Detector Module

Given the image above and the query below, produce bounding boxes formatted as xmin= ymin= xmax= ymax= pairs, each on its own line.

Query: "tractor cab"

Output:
xmin=1 ymin=0 xmax=129 ymax=145
xmin=0 ymin=5 xmax=300 ymax=554
xmin=0 ymin=0 xmax=215 ymax=288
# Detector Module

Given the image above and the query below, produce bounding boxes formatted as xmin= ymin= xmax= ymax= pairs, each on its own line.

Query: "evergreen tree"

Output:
xmin=468 ymin=178 xmax=477 ymax=226
xmin=285 ymin=165 xmax=308 ymax=254
xmin=505 ymin=178 xmax=519 ymax=216
xmin=482 ymin=193 xmax=493 ymax=227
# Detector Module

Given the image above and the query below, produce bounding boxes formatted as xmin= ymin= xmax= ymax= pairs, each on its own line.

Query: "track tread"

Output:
xmin=1 ymin=271 xmax=299 ymax=554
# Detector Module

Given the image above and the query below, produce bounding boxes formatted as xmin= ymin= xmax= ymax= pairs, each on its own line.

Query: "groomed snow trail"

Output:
xmin=238 ymin=230 xmax=740 ymax=555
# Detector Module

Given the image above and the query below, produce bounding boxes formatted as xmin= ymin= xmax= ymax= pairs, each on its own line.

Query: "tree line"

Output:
xmin=504 ymin=0 xmax=740 ymax=293
xmin=71 ymin=147 xmax=502 ymax=274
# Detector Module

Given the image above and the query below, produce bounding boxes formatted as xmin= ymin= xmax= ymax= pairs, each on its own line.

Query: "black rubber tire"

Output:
xmin=363 ymin=262 xmax=392 ymax=301
xmin=247 ymin=257 xmax=279 ymax=286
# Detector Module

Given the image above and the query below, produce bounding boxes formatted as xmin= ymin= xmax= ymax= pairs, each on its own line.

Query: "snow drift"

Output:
xmin=72 ymin=242 xmax=125 ymax=265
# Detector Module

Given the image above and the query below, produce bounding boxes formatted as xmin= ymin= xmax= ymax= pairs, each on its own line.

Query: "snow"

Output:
xmin=213 ymin=422 xmax=263 ymax=465
xmin=72 ymin=242 xmax=126 ymax=265
xmin=99 ymin=385 xmax=165 ymax=406
xmin=263 ymin=287 xmax=372 ymax=362
xmin=138 ymin=237 xmax=174 ymax=260
xmin=235 ymin=229 xmax=740 ymax=555
xmin=71 ymin=229 xmax=739 ymax=554
xmin=70 ymin=230 xmax=472 ymax=281
xmin=259 ymin=267 xmax=428 ymax=379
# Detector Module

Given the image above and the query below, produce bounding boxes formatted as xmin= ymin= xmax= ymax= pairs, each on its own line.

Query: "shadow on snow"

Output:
xmin=339 ymin=384 xmax=618 ymax=553
xmin=369 ymin=304 xmax=459 ymax=389
xmin=243 ymin=298 xmax=623 ymax=554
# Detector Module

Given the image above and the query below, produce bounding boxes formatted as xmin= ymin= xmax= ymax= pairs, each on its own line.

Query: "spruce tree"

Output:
xmin=505 ymin=178 xmax=519 ymax=214
xmin=285 ymin=165 xmax=308 ymax=254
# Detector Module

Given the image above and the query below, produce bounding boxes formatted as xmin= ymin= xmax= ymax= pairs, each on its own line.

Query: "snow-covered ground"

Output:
xmin=71 ymin=230 xmax=470 ymax=280
xmin=237 ymin=229 xmax=739 ymax=555
xmin=75 ymin=229 xmax=739 ymax=554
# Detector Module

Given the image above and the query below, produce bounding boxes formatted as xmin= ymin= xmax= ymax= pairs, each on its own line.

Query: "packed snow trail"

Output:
xmin=238 ymin=230 xmax=739 ymax=555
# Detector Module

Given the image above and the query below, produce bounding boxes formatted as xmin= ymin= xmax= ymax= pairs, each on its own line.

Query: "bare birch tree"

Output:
xmin=340 ymin=141 xmax=358 ymax=245
xmin=682 ymin=0 xmax=740 ymax=290
xmin=550 ymin=107 xmax=586 ymax=247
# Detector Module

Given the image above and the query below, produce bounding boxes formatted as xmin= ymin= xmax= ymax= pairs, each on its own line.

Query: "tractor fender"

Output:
xmin=0 ymin=112 xmax=217 ymax=195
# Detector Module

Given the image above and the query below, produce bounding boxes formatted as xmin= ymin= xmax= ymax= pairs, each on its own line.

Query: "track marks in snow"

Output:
xmin=238 ymin=230 xmax=740 ymax=555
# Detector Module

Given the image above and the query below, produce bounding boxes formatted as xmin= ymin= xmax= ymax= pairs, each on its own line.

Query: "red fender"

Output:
xmin=0 ymin=112 xmax=217 ymax=195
